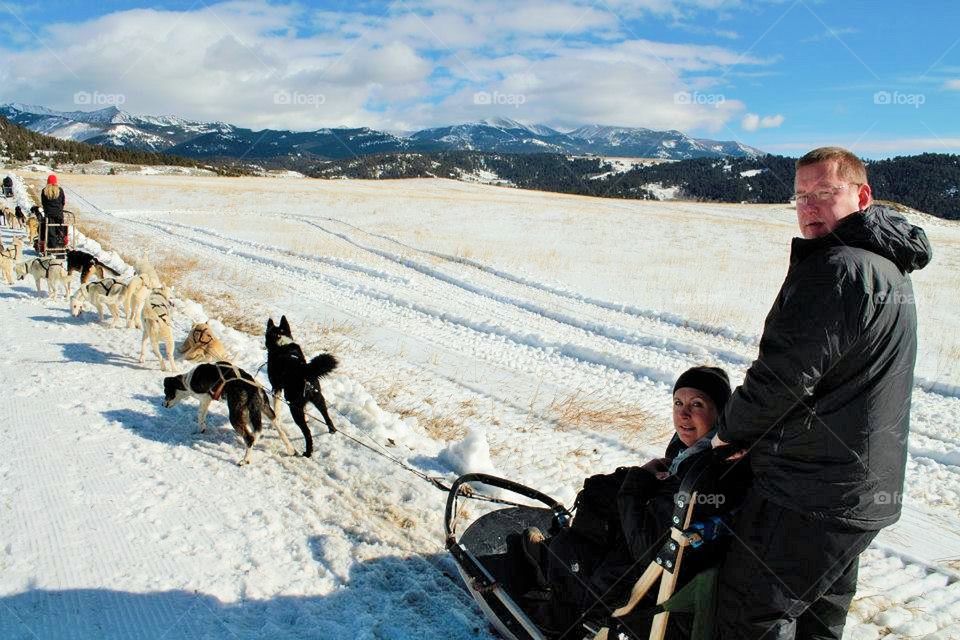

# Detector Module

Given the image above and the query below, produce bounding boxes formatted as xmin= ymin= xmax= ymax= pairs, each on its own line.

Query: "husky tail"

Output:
xmin=305 ymin=353 xmax=338 ymax=379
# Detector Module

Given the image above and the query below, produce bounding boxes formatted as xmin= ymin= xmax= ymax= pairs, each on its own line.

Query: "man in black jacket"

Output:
xmin=712 ymin=147 xmax=931 ymax=640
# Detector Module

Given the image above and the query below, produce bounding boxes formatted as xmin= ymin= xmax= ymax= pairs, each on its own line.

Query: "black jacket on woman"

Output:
xmin=536 ymin=436 xmax=749 ymax=635
xmin=41 ymin=184 xmax=65 ymax=222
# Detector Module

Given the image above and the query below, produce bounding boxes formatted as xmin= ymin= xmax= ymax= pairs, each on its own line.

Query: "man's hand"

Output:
xmin=640 ymin=457 xmax=669 ymax=474
xmin=712 ymin=434 xmax=747 ymax=462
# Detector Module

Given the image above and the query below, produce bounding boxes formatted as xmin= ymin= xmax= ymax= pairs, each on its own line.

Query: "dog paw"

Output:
xmin=236 ymin=459 xmax=249 ymax=467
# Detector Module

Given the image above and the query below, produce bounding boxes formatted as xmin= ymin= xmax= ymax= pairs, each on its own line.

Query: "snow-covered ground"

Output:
xmin=2 ymin=171 xmax=960 ymax=639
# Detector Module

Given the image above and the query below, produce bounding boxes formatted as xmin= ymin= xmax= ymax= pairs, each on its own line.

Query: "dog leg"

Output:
xmin=150 ymin=331 xmax=165 ymax=371
xmin=271 ymin=392 xmax=283 ymax=429
xmin=271 ymin=419 xmax=297 ymax=456
xmin=163 ymin=329 xmax=176 ymax=372
xmin=290 ymin=403 xmax=314 ymax=458
xmin=108 ymin=302 xmax=121 ymax=328
xmin=309 ymin=387 xmax=338 ymax=434
xmin=197 ymin=395 xmax=211 ymax=433
xmin=138 ymin=325 xmax=150 ymax=364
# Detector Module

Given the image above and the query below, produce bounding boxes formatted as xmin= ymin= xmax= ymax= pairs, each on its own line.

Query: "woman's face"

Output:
xmin=673 ymin=387 xmax=718 ymax=447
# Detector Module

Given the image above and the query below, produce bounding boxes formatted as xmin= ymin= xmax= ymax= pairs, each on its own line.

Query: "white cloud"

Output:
xmin=766 ymin=137 xmax=960 ymax=158
xmin=944 ymin=79 xmax=960 ymax=90
xmin=742 ymin=112 xmax=784 ymax=131
xmin=0 ymin=0 xmax=775 ymax=133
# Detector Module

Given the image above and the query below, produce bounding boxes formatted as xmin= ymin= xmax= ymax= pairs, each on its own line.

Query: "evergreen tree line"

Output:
xmin=0 ymin=116 xmax=214 ymax=171
xmin=311 ymin=151 xmax=959 ymax=219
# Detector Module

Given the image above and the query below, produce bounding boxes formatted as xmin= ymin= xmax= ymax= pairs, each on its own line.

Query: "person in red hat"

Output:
xmin=41 ymin=174 xmax=66 ymax=249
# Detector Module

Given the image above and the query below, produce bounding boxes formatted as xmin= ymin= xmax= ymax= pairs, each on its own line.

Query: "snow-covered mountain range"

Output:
xmin=0 ymin=103 xmax=762 ymax=161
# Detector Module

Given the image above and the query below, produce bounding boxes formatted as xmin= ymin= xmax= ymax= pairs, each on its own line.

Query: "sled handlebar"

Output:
xmin=444 ymin=473 xmax=572 ymax=541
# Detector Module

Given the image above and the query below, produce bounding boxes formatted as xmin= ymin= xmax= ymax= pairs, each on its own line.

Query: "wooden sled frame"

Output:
xmin=596 ymin=452 xmax=725 ymax=640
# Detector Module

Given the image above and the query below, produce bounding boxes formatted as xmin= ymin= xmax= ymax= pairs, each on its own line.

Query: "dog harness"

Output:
xmin=191 ymin=325 xmax=214 ymax=346
xmin=210 ymin=363 xmax=249 ymax=401
xmin=91 ymin=278 xmax=122 ymax=297
xmin=149 ymin=291 xmax=172 ymax=324
xmin=36 ymin=257 xmax=65 ymax=278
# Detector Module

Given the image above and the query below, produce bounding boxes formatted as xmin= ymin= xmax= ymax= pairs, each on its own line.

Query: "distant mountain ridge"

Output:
xmin=0 ymin=103 xmax=763 ymax=162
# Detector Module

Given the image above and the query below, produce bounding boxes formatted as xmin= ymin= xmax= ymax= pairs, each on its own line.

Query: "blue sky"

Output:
xmin=1 ymin=0 xmax=958 ymax=158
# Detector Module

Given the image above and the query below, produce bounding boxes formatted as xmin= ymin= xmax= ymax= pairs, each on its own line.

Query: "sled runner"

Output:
xmin=444 ymin=450 xmax=746 ymax=640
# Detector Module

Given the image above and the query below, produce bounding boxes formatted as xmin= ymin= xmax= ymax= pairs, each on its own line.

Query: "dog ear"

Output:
xmin=279 ymin=315 xmax=291 ymax=335
xmin=267 ymin=318 xmax=275 ymax=331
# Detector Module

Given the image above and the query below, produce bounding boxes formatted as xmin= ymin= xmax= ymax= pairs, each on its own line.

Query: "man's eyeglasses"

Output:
xmin=793 ymin=183 xmax=860 ymax=206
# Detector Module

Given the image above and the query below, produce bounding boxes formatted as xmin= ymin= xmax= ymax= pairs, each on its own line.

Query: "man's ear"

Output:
xmin=858 ymin=183 xmax=873 ymax=210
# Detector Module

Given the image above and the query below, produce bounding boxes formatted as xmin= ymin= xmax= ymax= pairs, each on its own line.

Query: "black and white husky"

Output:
xmin=162 ymin=361 xmax=297 ymax=466
xmin=265 ymin=316 xmax=338 ymax=458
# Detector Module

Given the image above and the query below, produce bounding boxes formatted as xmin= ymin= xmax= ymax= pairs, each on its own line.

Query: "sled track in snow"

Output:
xmin=312 ymin=214 xmax=761 ymax=346
xmin=122 ymin=215 xmax=718 ymax=389
xmin=288 ymin=215 xmax=756 ymax=366
xmin=132 ymin=213 xmax=753 ymax=381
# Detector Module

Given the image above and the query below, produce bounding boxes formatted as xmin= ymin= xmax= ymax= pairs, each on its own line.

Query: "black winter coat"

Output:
xmin=41 ymin=184 xmax=65 ymax=222
xmin=718 ymin=205 xmax=931 ymax=530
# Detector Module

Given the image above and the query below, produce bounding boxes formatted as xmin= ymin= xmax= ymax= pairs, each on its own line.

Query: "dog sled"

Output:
xmin=36 ymin=209 xmax=77 ymax=258
xmin=444 ymin=450 xmax=745 ymax=640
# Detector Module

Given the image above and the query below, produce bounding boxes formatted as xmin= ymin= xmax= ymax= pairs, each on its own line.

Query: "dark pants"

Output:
xmin=715 ymin=490 xmax=877 ymax=640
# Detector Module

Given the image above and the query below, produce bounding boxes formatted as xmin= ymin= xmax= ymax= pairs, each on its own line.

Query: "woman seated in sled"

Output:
xmin=513 ymin=366 xmax=749 ymax=638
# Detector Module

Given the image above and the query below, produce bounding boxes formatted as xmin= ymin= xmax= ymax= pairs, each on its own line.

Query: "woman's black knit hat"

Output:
xmin=673 ymin=366 xmax=732 ymax=412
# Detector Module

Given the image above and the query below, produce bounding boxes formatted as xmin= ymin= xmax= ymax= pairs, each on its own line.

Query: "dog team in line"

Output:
xmin=2 ymin=178 xmax=339 ymax=468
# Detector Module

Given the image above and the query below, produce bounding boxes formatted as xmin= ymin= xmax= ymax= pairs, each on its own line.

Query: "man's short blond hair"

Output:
xmin=796 ymin=147 xmax=868 ymax=184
